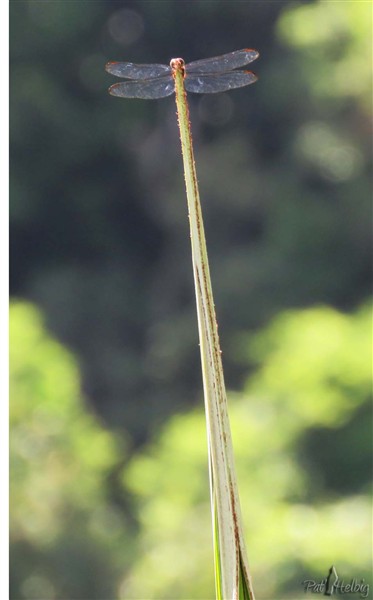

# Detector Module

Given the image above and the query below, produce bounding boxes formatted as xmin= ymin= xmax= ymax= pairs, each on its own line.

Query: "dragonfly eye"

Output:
xmin=170 ymin=58 xmax=185 ymax=76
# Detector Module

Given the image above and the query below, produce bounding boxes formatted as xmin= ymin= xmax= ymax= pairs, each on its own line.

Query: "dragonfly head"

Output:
xmin=170 ymin=58 xmax=185 ymax=78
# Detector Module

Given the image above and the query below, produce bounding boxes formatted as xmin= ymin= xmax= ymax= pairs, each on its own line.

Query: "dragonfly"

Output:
xmin=105 ymin=48 xmax=259 ymax=99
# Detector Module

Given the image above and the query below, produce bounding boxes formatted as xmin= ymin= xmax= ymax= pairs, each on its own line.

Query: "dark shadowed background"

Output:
xmin=10 ymin=1 xmax=372 ymax=599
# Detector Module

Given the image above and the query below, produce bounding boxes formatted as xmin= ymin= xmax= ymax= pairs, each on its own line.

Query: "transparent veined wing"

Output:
xmin=185 ymin=49 xmax=259 ymax=74
xmin=109 ymin=76 xmax=175 ymax=99
xmin=105 ymin=61 xmax=171 ymax=80
xmin=184 ymin=70 xmax=257 ymax=94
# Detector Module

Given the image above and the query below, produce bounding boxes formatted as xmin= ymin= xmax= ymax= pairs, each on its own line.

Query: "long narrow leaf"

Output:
xmin=173 ymin=66 xmax=255 ymax=600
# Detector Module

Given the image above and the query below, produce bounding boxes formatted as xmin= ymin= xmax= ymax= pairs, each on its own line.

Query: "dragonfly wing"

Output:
xmin=184 ymin=71 xmax=257 ymax=94
xmin=109 ymin=76 xmax=175 ymax=99
xmin=105 ymin=61 xmax=171 ymax=80
xmin=185 ymin=49 xmax=259 ymax=74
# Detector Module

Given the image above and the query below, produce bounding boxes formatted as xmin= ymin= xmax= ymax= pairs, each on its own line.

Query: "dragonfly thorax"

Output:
xmin=170 ymin=58 xmax=185 ymax=77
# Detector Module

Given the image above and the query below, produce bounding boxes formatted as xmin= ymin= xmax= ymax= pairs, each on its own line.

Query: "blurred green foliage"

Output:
xmin=121 ymin=303 xmax=371 ymax=599
xmin=10 ymin=0 xmax=372 ymax=598
xmin=10 ymin=302 xmax=131 ymax=600
xmin=10 ymin=300 xmax=372 ymax=599
xmin=10 ymin=0 xmax=371 ymax=437
xmin=278 ymin=1 xmax=371 ymax=108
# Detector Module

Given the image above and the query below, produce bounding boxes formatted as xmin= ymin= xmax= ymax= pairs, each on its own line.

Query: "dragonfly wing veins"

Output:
xmin=184 ymin=71 xmax=257 ymax=94
xmin=109 ymin=76 xmax=175 ymax=99
xmin=105 ymin=62 xmax=171 ymax=80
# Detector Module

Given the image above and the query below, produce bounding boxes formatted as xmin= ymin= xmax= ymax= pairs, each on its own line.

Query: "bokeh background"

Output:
xmin=10 ymin=1 xmax=372 ymax=599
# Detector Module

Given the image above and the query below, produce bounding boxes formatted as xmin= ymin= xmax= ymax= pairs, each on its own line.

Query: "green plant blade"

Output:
xmin=173 ymin=66 xmax=255 ymax=600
